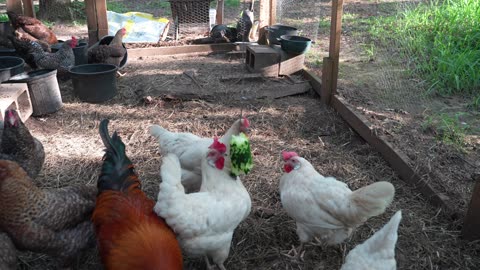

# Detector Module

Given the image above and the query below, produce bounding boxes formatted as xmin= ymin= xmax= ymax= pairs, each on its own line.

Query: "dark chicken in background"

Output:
xmin=7 ymin=11 xmax=58 ymax=45
xmin=0 ymin=109 xmax=45 ymax=179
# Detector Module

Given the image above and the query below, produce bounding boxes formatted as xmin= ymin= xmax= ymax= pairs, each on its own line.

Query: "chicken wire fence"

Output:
xmin=337 ymin=0 xmax=471 ymax=117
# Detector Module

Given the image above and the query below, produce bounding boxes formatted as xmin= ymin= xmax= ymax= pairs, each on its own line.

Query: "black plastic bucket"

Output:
xmin=69 ymin=64 xmax=118 ymax=103
xmin=265 ymin=25 xmax=298 ymax=45
xmin=7 ymin=69 xmax=63 ymax=116
xmin=51 ymin=41 xmax=88 ymax=66
xmin=0 ymin=56 xmax=24 ymax=83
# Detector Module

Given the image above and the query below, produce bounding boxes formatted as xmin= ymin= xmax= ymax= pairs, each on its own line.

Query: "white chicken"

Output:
xmin=341 ymin=210 xmax=402 ymax=270
xmin=149 ymin=117 xmax=250 ymax=192
xmin=279 ymin=151 xmax=395 ymax=257
xmin=154 ymin=139 xmax=251 ymax=270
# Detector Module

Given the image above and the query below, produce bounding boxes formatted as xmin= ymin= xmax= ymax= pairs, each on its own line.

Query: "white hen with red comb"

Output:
xmin=149 ymin=117 xmax=250 ymax=193
xmin=279 ymin=151 xmax=395 ymax=257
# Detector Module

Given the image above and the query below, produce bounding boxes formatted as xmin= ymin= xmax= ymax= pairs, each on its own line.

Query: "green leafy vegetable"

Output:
xmin=229 ymin=132 xmax=253 ymax=177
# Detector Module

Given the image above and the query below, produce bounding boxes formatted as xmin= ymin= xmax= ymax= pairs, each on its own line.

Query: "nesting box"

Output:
xmin=245 ymin=45 xmax=280 ymax=77
xmin=0 ymin=83 xmax=33 ymax=122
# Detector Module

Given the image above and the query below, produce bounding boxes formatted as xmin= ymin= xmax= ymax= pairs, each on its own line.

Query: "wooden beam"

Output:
xmin=258 ymin=0 xmax=270 ymax=29
xmin=6 ymin=0 xmax=23 ymax=15
xmin=321 ymin=57 xmax=333 ymax=104
xmin=331 ymin=95 xmax=454 ymax=212
xmin=85 ymin=0 xmax=99 ymax=46
xmin=127 ymin=43 xmax=240 ymax=58
xmin=269 ymin=0 xmax=276 ymax=25
xmin=302 ymin=69 xmax=322 ymax=97
xmin=216 ymin=0 xmax=224 ymax=25
xmin=22 ymin=0 xmax=35 ymax=17
xmin=328 ymin=0 xmax=344 ymax=95
xmin=96 ymin=0 xmax=109 ymax=39
xmin=462 ymin=178 xmax=480 ymax=240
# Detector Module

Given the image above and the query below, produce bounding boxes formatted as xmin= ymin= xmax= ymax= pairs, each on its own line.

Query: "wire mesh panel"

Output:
xmin=169 ymin=0 xmax=213 ymax=38
xmin=275 ymin=0 xmax=322 ymax=41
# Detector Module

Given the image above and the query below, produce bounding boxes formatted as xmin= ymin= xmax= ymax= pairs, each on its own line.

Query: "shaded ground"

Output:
xmin=14 ymin=53 xmax=480 ymax=270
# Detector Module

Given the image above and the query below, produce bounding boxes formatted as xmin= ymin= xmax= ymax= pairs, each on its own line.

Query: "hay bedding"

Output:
xmin=16 ymin=54 xmax=480 ymax=269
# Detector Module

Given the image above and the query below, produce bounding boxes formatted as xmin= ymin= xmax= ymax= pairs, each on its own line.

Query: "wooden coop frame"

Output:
xmin=5 ymin=0 xmax=479 ymax=240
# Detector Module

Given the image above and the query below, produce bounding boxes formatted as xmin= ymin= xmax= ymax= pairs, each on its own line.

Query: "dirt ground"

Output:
xmin=2 ymin=0 xmax=480 ymax=269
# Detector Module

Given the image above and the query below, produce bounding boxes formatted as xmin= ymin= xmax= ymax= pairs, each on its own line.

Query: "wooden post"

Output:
xmin=462 ymin=178 xmax=480 ymax=240
xmin=85 ymin=0 xmax=108 ymax=46
xmin=257 ymin=0 xmax=270 ymax=45
xmin=216 ymin=0 xmax=224 ymax=25
xmin=6 ymin=0 xmax=23 ymax=15
xmin=269 ymin=0 xmax=276 ymax=25
xmin=22 ymin=0 xmax=35 ymax=17
xmin=321 ymin=0 xmax=344 ymax=103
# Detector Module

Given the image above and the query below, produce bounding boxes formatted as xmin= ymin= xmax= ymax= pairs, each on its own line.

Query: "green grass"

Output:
xmin=422 ymin=112 xmax=471 ymax=149
xmin=372 ymin=0 xmax=480 ymax=107
xmin=107 ymin=2 xmax=129 ymax=13
xmin=225 ymin=0 xmax=240 ymax=8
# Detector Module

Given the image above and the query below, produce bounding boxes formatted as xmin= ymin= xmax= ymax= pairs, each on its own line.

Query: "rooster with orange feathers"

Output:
xmin=92 ymin=119 xmax=183 ymax=270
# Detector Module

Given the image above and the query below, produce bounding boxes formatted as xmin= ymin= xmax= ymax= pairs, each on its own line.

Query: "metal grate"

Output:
xmin=168 ymin=0 xmax=213 ymax=39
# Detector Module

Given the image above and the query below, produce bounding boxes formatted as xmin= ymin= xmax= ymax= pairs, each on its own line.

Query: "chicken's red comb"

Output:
xmin=242 ymin=116 xmax=250 ymax=128
xmin=282 ymin=151 xmax=298 ymax=161
xmin=4 ymin=109 xmax=19 ymax=127
xmin=209 ymin=137 xmax=227 ymax=153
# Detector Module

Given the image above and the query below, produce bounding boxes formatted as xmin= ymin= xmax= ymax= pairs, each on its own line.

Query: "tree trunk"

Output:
xmin=37 ymin=0 xmax=73 ymax=21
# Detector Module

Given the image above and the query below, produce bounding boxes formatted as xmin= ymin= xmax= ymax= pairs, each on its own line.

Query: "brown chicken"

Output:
xmin=0 ymin=109 xmax=45 ymax=179
xmin=0 ymin=232 xmax=16 ymax=270
xmin=92 ymin=119 xmax=183 ymax=270
xmin=87 ymin=28 xmax=126 ymax=67
xmin=30 ymin=36 xmax=77 ymax=75
xmin=0 ymin=159 xmax=97 ymax=268
xmin=7 ymin=11 xmax=58 ymax=45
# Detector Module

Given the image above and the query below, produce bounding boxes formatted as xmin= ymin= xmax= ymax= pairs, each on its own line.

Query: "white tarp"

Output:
xmin=107 ymin=11 xmax=169 ymax=43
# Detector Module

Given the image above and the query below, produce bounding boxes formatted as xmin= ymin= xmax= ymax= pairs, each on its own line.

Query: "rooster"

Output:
xmin=341 ymin=210 xmax=402 ymax=270
xmin=92 ymin=119 xmax=183 ymax=270
xmin=280 ymin=151 xmax=395 ymax=258
xmin=6 ymin=11 xmax=58 ymax=45
xmin=0 ymin=109 xmax=45 ymax=179
xmin=0 ymin=159 xmax=97 ymax=268
xmin=154 ymin=138 xmax=252 ymax=270
xmin=149 ymin=117 xmax=250 ymax=192
xmin=87 ymin=28 xmax=127 ymax=67
xmin=0 ymin=232 xmax=16 ymax=270
xmin=29 ymin=36 xmax=76 ymax=75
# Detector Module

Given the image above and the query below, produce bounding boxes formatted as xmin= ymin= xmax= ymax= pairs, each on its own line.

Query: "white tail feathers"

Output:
xmin=160 ymin=153 xmax=182 ymax=186
xmin=149 ymin=125 xmax=168 ymax=141
xmin=341 ymin=210 xmax=402 ymax=270
xmin=349 ymin=181 xmax=395 ymax=223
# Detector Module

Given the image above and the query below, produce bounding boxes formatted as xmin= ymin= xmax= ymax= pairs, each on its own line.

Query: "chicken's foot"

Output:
xmin=281 ymin=243 xmax=305 ymax=261
xmin=204 ymin=256 xmax=215 ymax=270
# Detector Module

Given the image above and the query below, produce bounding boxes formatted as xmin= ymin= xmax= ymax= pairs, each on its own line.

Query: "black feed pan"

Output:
xmin=0 ymin=56 xmax=24 ymax=83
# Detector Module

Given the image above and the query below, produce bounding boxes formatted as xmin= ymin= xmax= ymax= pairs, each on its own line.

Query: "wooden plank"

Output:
xmin=22 ymin=0 xmax=35 ymax=17
xmin=85 ymin=0 xmax=99 ymax=46
xmin=331 ymin=95 xmax=454 ymax=211
xmin=329 ymin=0 xmax=344 ymax=95
xmin=258 ymin=0 xmax=270 ymax=29
xmin=127 ymin=44 xmax=240 ymax=58
xmin=95 ymin=0 xmax=109 ymax=38
xmin=321 ymin=57 xmax=333 ymax=104
xmin=269 ymin=0 xmax=276 ymax=25
xmin=302 ymin=69 xmax=322 ymax=97
xmin=6 ymin=0 xmax=23 ymax=14
xmin=462 ymin=177 xmax=480 ymax=240
xmin=216 ymin=0 xmax=224 ymax=25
